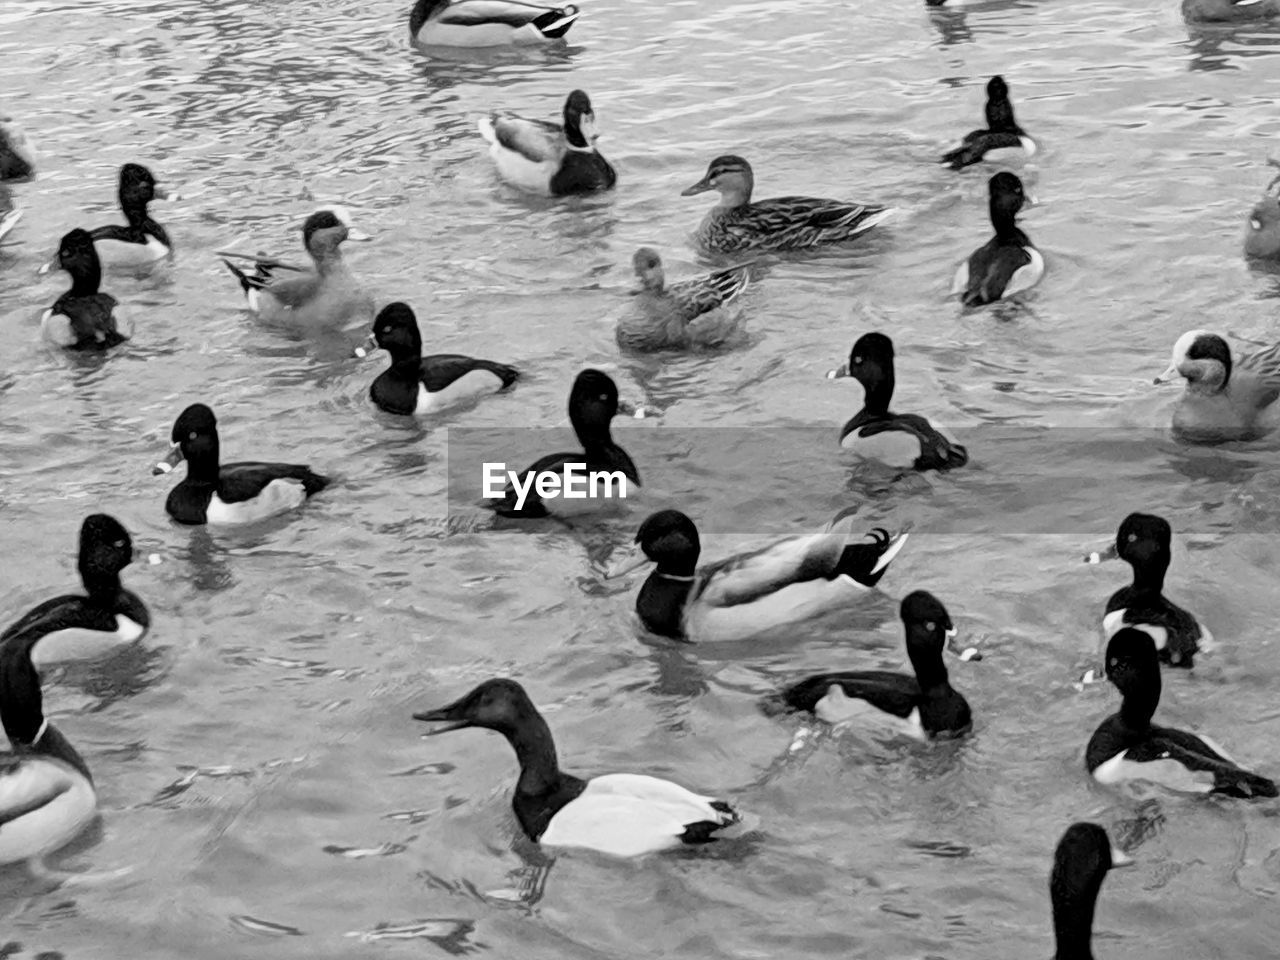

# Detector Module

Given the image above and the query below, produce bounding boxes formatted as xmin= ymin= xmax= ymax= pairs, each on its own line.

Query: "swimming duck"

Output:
xmin=41 ymin=228 xmax=131 ymax=350
xmin=414 ymin=678 xmax=742 ymax=858
xmin=1245 ymin=193 xmax=1280 ymax=259
xmin=0 ymin=115 xmax=36 ymax=181
xmin=1086 ymin=629 xmax=1276 ymax=798
xmin=153 ymin=403 xmax=329 ymax=525
xmin=941 ymin=76 xmax=1036 ymax=171
xmin=951 ymin=171 xmax=1043 ymax=306
xmin=410 ymin=0 xmax=579 ymax=46
xmin=478 ymin=90 xmax=616 ymax=197
xmin=1154 ymin=329 xmax=1280 ymax=442
xmin=487 ymin=369 xmax=639 ymax=518
xmin=0 ymin=624 xmax=97 ymax=867
xmin=221 ymin=207 xmax=374 ymax=329
xmin=87 ymin=163 xmax=172 ymax=269
xmin=682 ymin=156 xmax=893 ymax=254
xmin=829 ymin=332 xmax=968 ymax=471
xmin=775 ymin=591 xmax=971 ymax=740
xmin=606 ymin=509 xmax=908 ymax=642
xmin=616 ymin=247 xmax=750 ymax=352
xmin=1183 ymin=0 xmax=1279 ymax=22
xmin=1102 ymin=513 xmax=1210 ymax=668
xmin=357 ymin=302 xmax=519 ymax=415
xmin=1049 ymin=823 xmax=1133 ymax=960
xmin=0 ymin=515 xmax=149 ymax=657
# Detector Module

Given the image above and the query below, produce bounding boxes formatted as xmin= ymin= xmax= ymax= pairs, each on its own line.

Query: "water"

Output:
xmin=3 ymin=0 xmax=1280 ymax=955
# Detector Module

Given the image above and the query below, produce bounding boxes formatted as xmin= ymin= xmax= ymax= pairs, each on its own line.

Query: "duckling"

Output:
xmin=221 ymin=207 xmax=374 ymax=329
xmin=478 ymin=90 xmax=615 ymax=197
xmin=357 ymin=302 xmax=519 ymax=415
xmin=87 ymin=163 xmax=173 ymax=269
xmin=1048 ymin=824 xmax=1133 ymax=960
xmin=941 ymin=75 xmax=1037 ymax=170
xmin=682 ymin=156 xmax=893 ymax=254
xmin=1154 ymin=329 xmax=1280 ymax=442
xmin=410 ymin=0 xmax=579 ymax=46
xmin=0 ymin=114 xmax=36 ymax=181
xmin=1183 ymin=0 xmax=1279 ymax=21
xmin=154 ymin=403 xmax=329 ymax=525
xmin=414 ymin=678 xmax=742 ymax=858
xmin=616 ymin=247 xmax=749 ymax=352
xmin=951 ymin=171 xmax=1043 ymax=306
xmin=41 ymin=228 xmax=132 ymax=350
xmin=830 ymin=332 xmax=967 ymax=471
xmin=606 ymin=509 xmax=908 ymax=642
xmin=1087 ymin=629 xmax=1276 ymax=798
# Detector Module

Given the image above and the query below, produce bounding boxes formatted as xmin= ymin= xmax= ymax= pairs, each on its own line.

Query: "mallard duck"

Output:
xmin=414 ymin=678 xmax=742 ymax=858
xmin=951 ymin=171 xmax=1043 ymax=306
xmin=941 ymin=75 xmax=1037 ymax=170
xmin=606 ymin=509 xmax=908 ymax=642
xmin=220 ymin=207 xmax=374 ymax=329
xmin=41 ymin=229 xmax=132 ymax=350
xmin=1154 ymin=329 xmax=1280 ymax=442
xmin=478 ymin=90 xmax=615 ymax=197
xmin=0 ymin=114 xmax=36 ymax=181
xmin=1087 ymin=629 xmax=1276 ymax=797
xmin=681 ymin=155 xmax=893 ymax=254
xmin=615 ymin=247 xmax=749 ymax=351
xmin=1048 ymin=824 xmax=1133 ymax=960
xmin=357 ymin=302 xmax=519 ymax=415
xmin=410 ymin=0 xmax=579 ymax=46
xmin=1183 ymin=0 xmax=1279 ymax=21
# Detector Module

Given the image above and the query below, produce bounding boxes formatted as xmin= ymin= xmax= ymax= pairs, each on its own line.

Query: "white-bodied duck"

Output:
xmin=410 ymin=0 xmax=580 ymax=46
xmin=478 ymin=90 xmax=616 ymax=196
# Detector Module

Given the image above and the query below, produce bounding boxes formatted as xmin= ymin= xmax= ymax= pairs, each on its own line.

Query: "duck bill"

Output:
xmin=1110 ymin=845 xmax=1135 ymax=868
xmin=35 ymin=255 xmax=56 ymax=276
xmin=826 ymin=362 xmax=851 ymax=380
xmin=1153 ymin=364 xmax=1181 ymax=385
xmin=681 ymin=177 xmax=713 ymax=197
xmin=945 ymin=627 xmax=983 ymax=662
xmin=605 ymin=544 xmax=653 ymax=579
xmin=152 ymin=442 xmax=184 ymax=476
xmin=346 ymin=228 xmax=373 ymax=242
xmin=353 ymin=334 xmax=377 ymax=359
xmin=413 ymin=703 xmax=473 ymax=736
xmin=616 ymin=399 xmax=649 ymax=419
xmin=153 ymin=184 xmax=175 ymax=201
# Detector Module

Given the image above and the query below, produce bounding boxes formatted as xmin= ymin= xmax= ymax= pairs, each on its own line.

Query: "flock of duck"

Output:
xmin=2 ymin=0 xmax=1280 ymax=953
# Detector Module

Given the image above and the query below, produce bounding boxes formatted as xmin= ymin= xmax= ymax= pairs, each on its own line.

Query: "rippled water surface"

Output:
xmin=3 ymin=0 xmax=1280 ymax=956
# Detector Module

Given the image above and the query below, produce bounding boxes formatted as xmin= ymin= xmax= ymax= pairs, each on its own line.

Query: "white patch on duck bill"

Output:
xmin=1102 ymin=609 xmax=1169 ymax=651
xmin=30 ymin=616 xmax=147 ymax=667
xmin=415 ymin=370 xmax=505 ymax=414
xmin=814 ymin=686 xmax=927 ymax=741
xmin=204 ymin=480 xmax=308 ymax=524
xmin=93 ymin=234 xmax=169 ymax=268
xmin=840 ymin=428 xmax=923 ymax=468
xmin=0 ymin=758 xmax=97 ymax=865
xmin=1092 ymin=750 xmax=1215 ymax=794
xmin=40 ymin=309 xmax=77 ymax=347
xmin=1002 ymin=246 xmax=1044 ymax=298
xmin=686 ymin=575 xmax=873 ymax=643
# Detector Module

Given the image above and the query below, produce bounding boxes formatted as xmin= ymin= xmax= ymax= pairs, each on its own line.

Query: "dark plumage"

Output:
xmin=1050 ymin=823 xmax=1131 ymax=960
xmin=952 ymin=171 xmax=1042 ymax=306
xmin=41 ymin=229 xmax=128 ymax=350
xmin=942 ymin=76 xmax=1034 ymax=170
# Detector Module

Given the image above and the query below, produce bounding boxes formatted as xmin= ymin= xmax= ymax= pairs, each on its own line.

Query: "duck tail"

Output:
xmin=296 ymin=469 xmax=329 ymax=498
xmin=532 ymin=4 xmax=579 ymax=38
xmin=834 ymin=528 xmax=909 ymax=587
xmin=939 ymin=440 xmax=969 ymax=470
xmin=482 ymin=361 xmax=520 ymax=390
xmin=679 ymin=799 xmax=741 ymax=844
xmin=1214 ymin=767 xmax=1278 ymax=799
xmin=221 ymin=257 xmax=254 ymax=295
xmin=942 ymin=144 xmax=981 ymax=170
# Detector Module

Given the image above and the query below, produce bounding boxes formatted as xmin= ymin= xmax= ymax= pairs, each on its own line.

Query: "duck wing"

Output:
xmin=1105 ymin=587 xmax=1204 ymax=667
xmin=419 ymin=354 xmax=519 ymax=391
xmin=486 ymin=113 xmax=565 ymax=163
xmin=217 ymin=462 xmax=329 ymax=502
xmin=733 ymin=197 xmax=890 ymax=248
xmin=435 ymin=0 xmax=570 ymax=27
xmin=0 ymin=755 xmax=75 ymax=826
xmin=1233 ymin=341 xmax=1280 ymax=409
xmin=845 ymin=413 xmax=968 ymax=471
xmin=666 ymin=266 xmax=750 ymax=320
xmin=959 ymin=237 xmax=1031 ymax=307
xmin=1140 ymin=724 xmax=1277 ymax=799
xmin=779 ymin=670 xmax=920 ymax=719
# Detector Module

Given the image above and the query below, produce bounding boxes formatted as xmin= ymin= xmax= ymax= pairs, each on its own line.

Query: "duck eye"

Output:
xmin=853 ymin=356 xmax=862 ymax=365
xmin=1127 ymin=533 xmax=1136 ymax=542
xmin=113 ymin=540 xmax=125 ymax=548
xmin=189 ymin=431 xmax=197 ymax=440
xmin=925 ymin=621 xmax=936 ymax=632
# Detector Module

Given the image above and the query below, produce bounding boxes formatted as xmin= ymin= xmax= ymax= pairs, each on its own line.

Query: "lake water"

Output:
xmin=2 ymin=0 xmax=1280 ymax=956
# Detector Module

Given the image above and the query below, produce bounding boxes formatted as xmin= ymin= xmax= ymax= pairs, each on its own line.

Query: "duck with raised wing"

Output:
xmin=1086 ymin=629 xmax=1276 ymax=798
xmin=41 ymin=229 xmax=132 ymax=350
xmin=616 ymin=247 xmax=750 ymax=351
xmin=774 ymin=591 xmax=972 ymax=741
xmin=1183 ymin=0 xmax=1279 ymax=21
xmin=606 ymin=509 xmax=908 ymax=642
xmin=951 ymin=171 xmax=1042 ymax=306
xmin=414 ymin=679 xmax=742 ymax=858
xmin=478 ymin=90 xmax=615 ymax=197
xmin=0 ymin=115 xmax=36 ymax=181
xmin=410 ymin=0 xmax=579 ymax=46
xmin=154 ymin=404 xmax=328 ymax=525
xmin=1048 ymin=823 xmax=1133 ymax=960
xmin=682 ymin=155 xmax=893 ymax=254
xmin=830 ymin=332 xmax=967 ymax=471
xmin=1154 ymin=329 xmax=1280 ymax=442
xmin=941 ymin=76 xmax=1036 ymax=170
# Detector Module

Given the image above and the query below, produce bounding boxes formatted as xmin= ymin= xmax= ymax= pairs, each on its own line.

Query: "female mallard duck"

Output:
xmin=941 ymin=75 xmax=1037 ymax=170
xmin=830 ymin=332 xmax=968 ymax=471
xmin=616 ymin=247 xmax=750 ymax=351
xmin=0 ymin=114 xmax=37 ymax=181
xmin=606 ymin=509 xmax=908 ymax=642
xmin=1154 ymin=329 xmax=1280 ymax=442
xmin=414 ymin=678 xmax=742 ymax=858
xmin=1086 ymin=629 xmax=1276 ymax=797
xmin=478 ymin=90 xmax=615 ymax=197
xmin=951 ymin=171 xmax=1043 ymax=306
xmin=1183 ymin=0 xmax=1279 ymax=21
xmin=41 ymin=229 xmax=132 ymax=350
xmin=220 ymin=207 xmax=374 ymax=329
xmin=1048 ymin=824 xmax=1133 ymax=960
xmin=410 ymin=0 xmax=579 ymax=46
xmin=681 ymin=155 xmax=893 ymax=254
xmin=357 ymin=302 xmax=519 ymax=415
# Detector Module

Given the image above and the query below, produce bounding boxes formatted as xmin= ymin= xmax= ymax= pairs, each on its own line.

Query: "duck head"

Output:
xmin=414 ymin=678 xmax=537 ymax=737
xmin=1050 ymin=823 xmax=1133 ymax=960
xmin=1154 ymin=330 xmax=1231 ymax=394
xmin=828 ymin=331 xmax=896 ymax=414
xmin=988 ymin=171 xmax=1030 ymax=236
xmin=78 ymin=514 xmax=135 ymax=598
xmin=682 ymin=155 xmax=754 ymax=207
xmin=360 ymin=302 xmax=422 ymax=362
xmin=568 ymin=369 xmax=621 ymax=446
xmin=563 ymin=90 xmax=599 ymax=150
xmin=986 ymin=75 xmax=1009 ymax=100
xmin=607 ymin=509 xmax=701 ymax=579
xmin=900 ymin=590 xmax=967 ymax=684
xmin=56 ymin=228 xmax=102 ymax=295
xmin=303 ymin=206 xmax=371 ymax=260
xmin=632 ymin=247 xmax=666 ymax=293
xmin=118 ymin=163 xmax=169 ymax=218
xmin=1115 ymin=512 xmax=1171 ymax=585
xmin=1244 ymin=194 xmax=1280 ymax=260
xmin=155 ymin=402 xmax=219 ymax=478
xmin=1105 ymin=628 xmax=1162 ymax=725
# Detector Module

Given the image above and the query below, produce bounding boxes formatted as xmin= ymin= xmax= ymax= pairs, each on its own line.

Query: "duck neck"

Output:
xmin=0 ymin=632 xmax=93 ymax=782
xmin=506 ymin=712 xmax=564 ymax=799
xmin=908 ymin=644 xmax=949 ymax=692
xmin=183 ymin=438 xmax=221 ymax=484
xmin=991 ymin=199 xmax=1022 ymax=240
xmin=862 ymin=370 xmax=895 ymax=417
xmin=1119 ymin=678 xmax=1159 ymax=730
xmin=1128 ymin=554 xmax=1168 ymax=593
xmin=1052 ymin=884 xmax=1100 ymax=960
xmin=69 ymin=261 xmax=102 ymax=297
xmin=81 ymin=567 xmax=123 ymax=604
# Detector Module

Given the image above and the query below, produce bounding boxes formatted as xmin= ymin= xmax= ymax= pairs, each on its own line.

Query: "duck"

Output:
xmin=1182 ymin=0 xmax=1280 ymax=22
xmin=153 ymin=403 xmax=329 ymax=525
xmin=0 ymin=624 xmax=98 ymax=867
xmin=829 ymin=332 xmax=968 ymax=471
xmin=86 ymin=163 xmax=172 ymax=269
xmin=1048 ymin=823 xmax=1133 ymax=960
xmin=40 ymin=228 xmax=132 ymax=350
xmin=410 ymin=0 xmax=579 ymax=46
xmin=477 ymin=90 xmax=616 ymax=197
xmin=682 ymin=155 xmax=894 ymax=254
xmin=1086 ymin=628 xmax=1276 ymax=798
xmin=951 ymin=171 xmax=1043 ymax=306
xmin=413 ymin=678 xmax=742 ymax=858
xmin=0 ymin=114 xmax=36 ymax=181
xmin=1102 ymin=512 xmax=1210 ymax=669
xmin=487 ymin=369 xmax=639 ymax=518
xmin=941 ymin=75 xmax=1036 ymax=171
xmin=1153 ymin=329 xmax=1280 ymax=442
xmin=1245 ymin=192 xmax=1280 ymax=259
xmin=220 ymin=207 xmax=374 ymax=329
xmin=357 ymin=302 xmax=519 ymax=415
xmin=616 ymin=247 xmax=750 ymax=352
xmin=0 ymin=515 xmax=149 ymax=657
xmin=605 ymin=509 xmax=908 ymax=643
xmin=773 ymin=591 xmax=971 ymax=740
